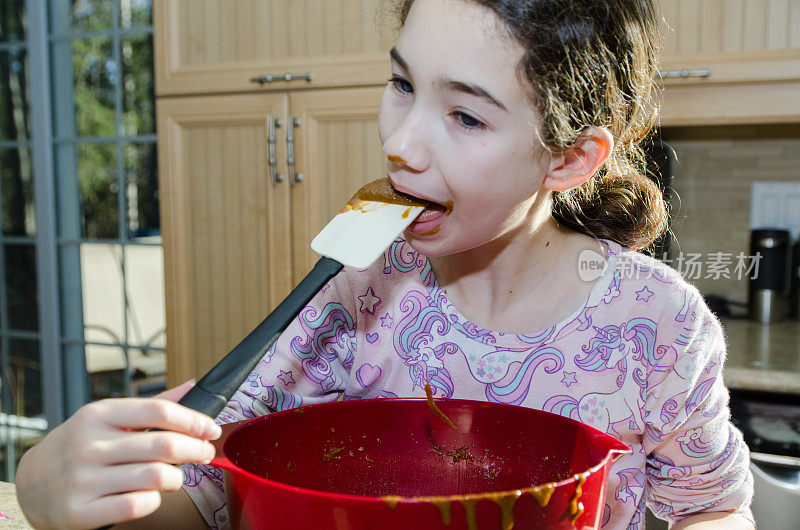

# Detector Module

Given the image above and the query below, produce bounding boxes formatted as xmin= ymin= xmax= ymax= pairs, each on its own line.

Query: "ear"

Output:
xmin=543 ymin=127 xmax=614 ymax=192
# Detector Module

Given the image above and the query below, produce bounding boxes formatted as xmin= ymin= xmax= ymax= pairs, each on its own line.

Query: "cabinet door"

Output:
xmin=658 ymin=0 xmax=800 ymax=84
xmin=287 ymin=86 xmax=387 ymax=282
xmin=157 ymin=93 xmax=293 ymax=384
xmin=656 ymin=0 xmax=800 ymax=125
xmin=154 ymin=0 xmax=392 ymax=96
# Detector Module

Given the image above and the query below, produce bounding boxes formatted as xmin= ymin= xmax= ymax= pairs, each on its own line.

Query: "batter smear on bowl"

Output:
xmin=425 ymin=381 xmax=458 ymax=431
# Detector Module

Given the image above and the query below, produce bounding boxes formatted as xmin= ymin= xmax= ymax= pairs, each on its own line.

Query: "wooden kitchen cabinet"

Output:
xmin=656 ymin=0 xmax=800 ymax=125
xmin=157 ymin=87 xmax=386 ymax=384
xmin=658 ymin=0 xmax=800 ymax=83
xmin=153 ymin=0 xmax=391 ymax=96
xmin=157 ymin=93 xmax=292 ymax=383
xmin=288 ymin=87 xmax=388 ymax=282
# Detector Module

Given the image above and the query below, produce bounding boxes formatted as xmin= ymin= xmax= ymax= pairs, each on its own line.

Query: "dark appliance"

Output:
xmin=642 ymin=137 xmax=677 ymax=259
xmin=729 ymin=389 xmax=800 ymax=529
xmin=748 ymin=229 xmax=791 ymax=323
xmin=791 ymin=238 xmax=800 ymax=319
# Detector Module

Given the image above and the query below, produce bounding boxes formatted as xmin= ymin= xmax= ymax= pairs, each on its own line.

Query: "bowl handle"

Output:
xmin=208 ymin=420 xmax=249 ymax=471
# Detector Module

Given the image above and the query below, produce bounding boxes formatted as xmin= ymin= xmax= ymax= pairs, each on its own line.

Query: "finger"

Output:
xmin=77 ymin=490 xmax=162 ymax=529
xmin=75 ymin=462 xmax=185 ymax=497
xmin=156 ymin=379 xmax=196 ymax=402
xmin=93 ymin=398 xmax=221 ymax=440
xmin=95 ymin=431 xmax=216 ymax=466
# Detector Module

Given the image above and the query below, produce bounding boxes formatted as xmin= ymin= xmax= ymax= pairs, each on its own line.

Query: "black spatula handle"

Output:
xmin=95 ymin=256 xmax=342 ymax=530
xmin=177 ymin=256 xmax=343 ymax=418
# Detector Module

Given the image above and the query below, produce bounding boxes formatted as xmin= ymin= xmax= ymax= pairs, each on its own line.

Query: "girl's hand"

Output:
xmin=15 ymin=380 xmax=222 ymax=529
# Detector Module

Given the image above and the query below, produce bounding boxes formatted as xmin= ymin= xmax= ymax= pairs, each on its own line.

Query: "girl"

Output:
xmin=16 ymin=0 xmax=754 ymax=528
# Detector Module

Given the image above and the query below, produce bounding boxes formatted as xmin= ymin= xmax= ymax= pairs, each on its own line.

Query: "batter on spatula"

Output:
xmin=340 ymin=178 xmax=432 ymax=216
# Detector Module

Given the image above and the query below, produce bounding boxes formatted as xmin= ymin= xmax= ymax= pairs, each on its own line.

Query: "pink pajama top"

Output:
xmin=182 ymin=238 xmax=753 ymax=529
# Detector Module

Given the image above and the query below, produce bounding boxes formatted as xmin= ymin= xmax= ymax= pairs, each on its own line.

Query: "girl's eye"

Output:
xmin=388 ymin=75 xmax=413 ymax=94
xmin=453 ymin=111 xmax=486 ymax=131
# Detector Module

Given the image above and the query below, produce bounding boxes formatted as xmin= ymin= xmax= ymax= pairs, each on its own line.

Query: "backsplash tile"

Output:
xmin=661 ymin=126 xmax=800 ymax=302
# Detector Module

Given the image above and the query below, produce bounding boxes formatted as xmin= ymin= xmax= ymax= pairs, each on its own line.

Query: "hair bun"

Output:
xmin=552 ymin=155 xmax=669 ymax=251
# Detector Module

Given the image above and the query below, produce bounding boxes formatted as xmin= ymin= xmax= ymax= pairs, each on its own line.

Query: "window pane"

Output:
xmin=78 ymin=142 xmax=119 ymax=239
xmin=5 ymin=244 xmax=38 ymax=331
xmin=0 ymin=410 xmax=45 ymax=482
xmin=0 ymin=147 xmax=35 ymax=236
xmin=81 ymin=243 xmax=124 ymax=347
xmin=71 ymin=0 xmax=113 ymax=33
xmin=125 ymin=143 xmax=158 ymax=237
xmin=7 ymin=339 xmax=43 ymax=418
xmin=86 ymin=344 xmax=126 ymax=399
xmin=122 ymin=34 xmax=154 ymax=135
xmin=124 ymin=244 xmax=164 ymax=349
xmin=0 ymin=336 xmax=46 ymax=480
xmin=130 ymin=348 xmax=165 ymax=397
xmin=0 ymin=0 xmax=26 ymax=41
xmin=0 ymin=48 xmax=30 ymax=142
xmin=73 ymin=37 xmax=117 ymax=138
xmin=121 ymin=0 xmax=152 ymax=29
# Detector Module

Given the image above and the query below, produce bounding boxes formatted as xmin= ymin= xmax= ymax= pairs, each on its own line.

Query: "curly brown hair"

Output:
xmin=388 ymin=0 xmax=668 ymax=251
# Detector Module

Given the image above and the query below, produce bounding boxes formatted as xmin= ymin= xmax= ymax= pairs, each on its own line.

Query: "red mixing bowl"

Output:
xmin=210 ymin=398 xmax=629 ymax=529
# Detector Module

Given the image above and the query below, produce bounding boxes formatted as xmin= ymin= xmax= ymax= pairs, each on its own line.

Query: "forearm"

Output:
xmin=670 ymin=512 xmax=754 ymax=529
xmin=112 ymin=488 xmax=207 ymax=529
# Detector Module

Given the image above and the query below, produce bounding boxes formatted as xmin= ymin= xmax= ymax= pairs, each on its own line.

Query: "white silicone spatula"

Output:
xmin=172 ymin=178 xmax=426 ymax=421
xmin=312 ymin=178 xmax=426 ymax=269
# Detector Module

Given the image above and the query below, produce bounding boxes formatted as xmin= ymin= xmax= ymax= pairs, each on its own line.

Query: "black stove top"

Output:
xmin=730 ymin=390 xmax=800 ymax=458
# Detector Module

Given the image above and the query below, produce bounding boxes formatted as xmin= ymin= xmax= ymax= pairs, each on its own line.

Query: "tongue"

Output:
xmin=416 ymin=206 xmax=446 ymax=221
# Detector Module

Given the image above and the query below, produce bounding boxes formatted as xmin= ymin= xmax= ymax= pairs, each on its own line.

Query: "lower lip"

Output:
xmin=407 ymin=209 xmax=445 ymax=235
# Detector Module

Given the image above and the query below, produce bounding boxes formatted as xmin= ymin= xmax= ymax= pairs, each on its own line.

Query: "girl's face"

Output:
xmin=378 ymin=0 xmax=551 ymax=257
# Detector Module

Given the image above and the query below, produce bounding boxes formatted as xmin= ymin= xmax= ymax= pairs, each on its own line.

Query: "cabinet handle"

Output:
xmin=287 ymin=116 xmax=303 ymax=186
xmin=268 ymin=116 xmax=284 ymax=185
xmin=657 ymin=68 xmax=711 ymax=79
xmin=250 ymin=72 xmax=314 ymax=85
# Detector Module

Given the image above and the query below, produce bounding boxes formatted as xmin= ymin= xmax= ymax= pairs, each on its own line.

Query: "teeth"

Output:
xmin=416 ymin=208 xmax=444 ymax=221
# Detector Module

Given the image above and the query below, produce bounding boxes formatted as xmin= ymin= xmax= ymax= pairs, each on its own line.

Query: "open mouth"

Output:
xmin=386 ymin=180 xmax=453 ymax=214
xmin=407 ymin=200 xmax=452 ymax=236
xmin=381 ymin=178 xmax=453 ymax=236
xmin=349 ymin=178 xmax=430 ymax=208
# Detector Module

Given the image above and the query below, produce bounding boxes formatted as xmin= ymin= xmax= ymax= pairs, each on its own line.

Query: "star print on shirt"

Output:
xmin=358 ymin=287 xmax=381 ymax=314
xmin=380 ymin=313 xmax=393 ymax=328
xmin=561 ymin=371 xmax=577 ymax=387
xmin=635 ymin=286 xmax=654 ymax=303
xmin=616 ymin=486 xmax=633 ymax=503
xmin=278 ymin=370 xmax=295 ymax=387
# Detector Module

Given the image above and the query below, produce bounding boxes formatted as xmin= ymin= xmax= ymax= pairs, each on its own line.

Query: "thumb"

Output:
xmin=155 ymin=379 xmax=196 ymax=402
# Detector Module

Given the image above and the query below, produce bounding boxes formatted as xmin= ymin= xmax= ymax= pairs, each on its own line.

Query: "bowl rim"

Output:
xmin=217 ymin=397 xmax=631 ymax=505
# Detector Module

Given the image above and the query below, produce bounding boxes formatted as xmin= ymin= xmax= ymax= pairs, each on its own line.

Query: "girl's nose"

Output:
xmin=381 ymin=109 xmax=430 ymax=172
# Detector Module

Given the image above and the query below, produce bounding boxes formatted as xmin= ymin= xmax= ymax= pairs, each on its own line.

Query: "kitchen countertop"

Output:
xmin=720 ymin=318 xmax=800 ymax=394
xmin=0 ymin=482 xmax=32 ymax=528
